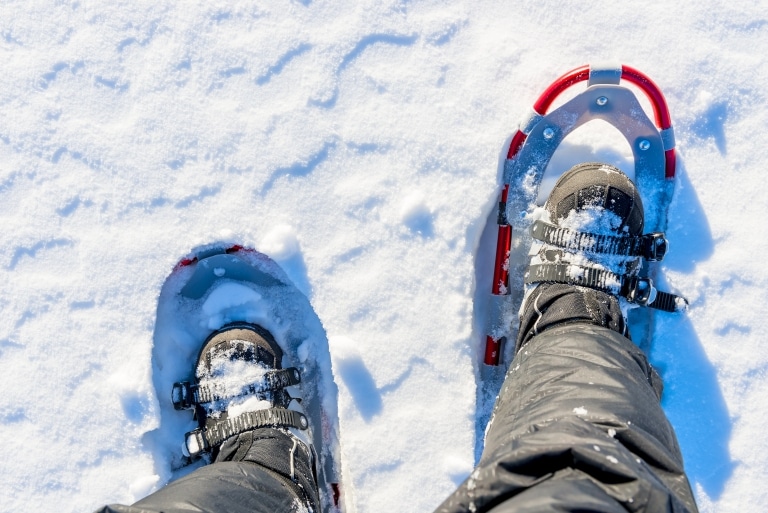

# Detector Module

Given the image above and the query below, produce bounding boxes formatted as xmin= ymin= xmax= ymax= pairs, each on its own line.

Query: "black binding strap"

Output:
xmin=184 ymin=408 xmax=308 ymax=457
xmin=647 ymin=290 xmax=682 ymax=313
xmin=530 ymin=220 xmax=668 ymax=261
xmin=525 ymin=263 xmax=687 ymax=312
xmin=173 ymin=367 xmax=301 ymax=410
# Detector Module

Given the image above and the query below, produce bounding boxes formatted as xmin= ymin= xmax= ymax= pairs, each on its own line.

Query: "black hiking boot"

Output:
xmin=174 ymin=322 xmax=319 ymax=508
xmin=516 ymin=162 xmax=682 ymax=352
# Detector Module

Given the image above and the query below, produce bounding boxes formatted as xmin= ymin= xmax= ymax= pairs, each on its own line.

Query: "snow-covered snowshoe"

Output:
xmin=177 ymin=322 xmax=310 ymax=457
xmin=148 ymin=244 xmax=344 ymax=512
xmin=483 ymin=63 xmax=686 ymax=367
xmin=517 ymin=161 xmax=687 ymax=351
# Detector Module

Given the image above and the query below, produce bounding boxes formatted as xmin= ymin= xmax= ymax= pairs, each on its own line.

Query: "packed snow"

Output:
xmin=2 ymin=1 xmax=767 ymax=512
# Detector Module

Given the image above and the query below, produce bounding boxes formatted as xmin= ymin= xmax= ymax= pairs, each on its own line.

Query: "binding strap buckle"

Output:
xmin=624 ymin=276 xmax=657 ymax=306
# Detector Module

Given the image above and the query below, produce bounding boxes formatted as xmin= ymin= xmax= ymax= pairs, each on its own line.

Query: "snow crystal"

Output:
xmin=399 ymin=192 xmax=433 ymax=236
xmin=199 ymin=346 xmax=269 ymax=398
xmin=558 ymin=205 xmax=623 ymax=235
xmin=290 ymin=496 xmax=311 ymax=513
xmin=259 ymin=225 xmax=300 ymax=261
xmin=573 ymin=407 xmax=588 ymax=416
xmin=227 ymin=396 xmax=273 ymax=418
xmin=297 ymin=339 xmax=310 ymax=363
xmin=521 ymin=166 xmax=539 ymax=198
xmin=201 ymin=282 xmax=265 ymax=329
xmin=466 ymin=470 xmax=478 ymax=491
xmin=194 ymin=345 xmax=277 ymax=418
xmin=202 ymin=283 xmax=263 ymax=316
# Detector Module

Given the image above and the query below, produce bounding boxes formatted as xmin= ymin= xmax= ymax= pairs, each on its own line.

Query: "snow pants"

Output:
xmin=97 ymin=324 xmax=698 ymax=513
xmin=435 ymin=324 xmax=698 ymax=513
xmin=96 ymin=427 xmax=318 ymax=513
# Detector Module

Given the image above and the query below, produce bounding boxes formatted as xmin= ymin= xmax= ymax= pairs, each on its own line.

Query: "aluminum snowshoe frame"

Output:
xmin=484 ymin=64 xmax=677 ymax=366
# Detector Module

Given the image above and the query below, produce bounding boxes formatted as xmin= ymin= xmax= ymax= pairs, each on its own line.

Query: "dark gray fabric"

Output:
xmin=435 ymin=324 xmax=698 ymax=513
xmin=215 ymin=428 xmax=318 ymax=509
xmin=516 ymin=283 xmax=627 ymax=351
xmin=96 ymin=461 xmax=300 ymax=513
xmin=97 ymin=428 xmax=317 ymax=513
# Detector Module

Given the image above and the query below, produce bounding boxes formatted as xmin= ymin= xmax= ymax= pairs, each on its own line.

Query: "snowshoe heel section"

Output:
xmin=173 ymin=322 xmax=312 ymax=459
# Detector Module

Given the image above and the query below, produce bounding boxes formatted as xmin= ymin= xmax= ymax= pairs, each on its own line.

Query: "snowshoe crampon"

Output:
xmin=149 ymin=244 xmax=345 ymax=512
xmin=484 ymin=64 xmax=682 ymax=366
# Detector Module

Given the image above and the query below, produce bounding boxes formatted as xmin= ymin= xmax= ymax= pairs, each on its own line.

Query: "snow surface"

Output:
xmin=1 ymin=1 xmax=767 ymax=512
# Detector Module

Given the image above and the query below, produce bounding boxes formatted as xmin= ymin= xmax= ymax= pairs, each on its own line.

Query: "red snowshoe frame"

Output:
xmin=484 ymin=64 xmax=677 ymax=366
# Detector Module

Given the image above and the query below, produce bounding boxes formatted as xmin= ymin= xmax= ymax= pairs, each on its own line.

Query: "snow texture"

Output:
xmin=1 ymin=1 xmax=766 ymax=512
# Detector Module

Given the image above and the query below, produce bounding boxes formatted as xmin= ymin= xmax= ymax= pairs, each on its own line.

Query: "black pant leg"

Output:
xmin=96 ymin=461 xmax=302 ymax=513
xmin=436 ymin=325 xmax=698 ymax=513
xmin=96 ymin=428 xmax=317 ymax=513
